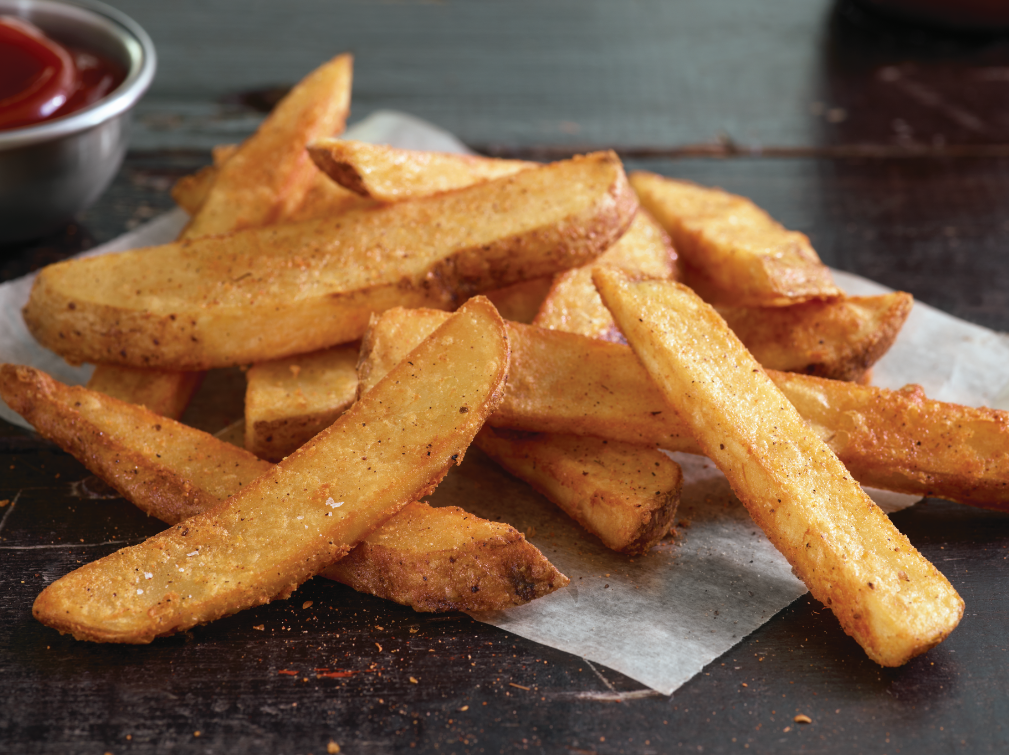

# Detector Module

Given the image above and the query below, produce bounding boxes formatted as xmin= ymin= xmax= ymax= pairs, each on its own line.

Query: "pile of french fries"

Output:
xmin=8 ymin=53 xmax=1009 ymax=667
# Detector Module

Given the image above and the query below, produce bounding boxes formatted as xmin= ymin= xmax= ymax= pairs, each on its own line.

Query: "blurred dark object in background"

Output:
xmin=854 ymin=0 xmax=1009 ymax=32
xmin=820 ymin=1 xmax=1009 ymax=149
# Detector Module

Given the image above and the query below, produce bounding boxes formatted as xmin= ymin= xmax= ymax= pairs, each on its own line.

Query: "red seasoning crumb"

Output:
xmin=315 ymin=668 xmax=357 ymax=679
xmin=278 ymin=669 xmax=299 ymax=676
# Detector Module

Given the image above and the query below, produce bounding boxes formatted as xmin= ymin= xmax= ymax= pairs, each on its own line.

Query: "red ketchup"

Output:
xmin=0 ymin=15 xmax=125 ymax=131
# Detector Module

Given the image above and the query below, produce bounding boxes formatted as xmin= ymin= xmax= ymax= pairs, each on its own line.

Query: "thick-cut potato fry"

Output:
xmin=593 ymin=268 xmax=962 ymax=666
xmin=122 ymin=59 xmax=357 ymax=415
xmin=174 ymin=144 xmax=372 ymax=221
xmin=357 ymin=308 xmax=695 ymax=448
xmin=357 ymin=328 xmax=681 ymax=552
xmin=241 ymin=274 xmax=556 ymax=464
xmin=507 ymin=210 xmax=680 ymax=552
xmin=475 ymin=428 xmax=681 ymax=554
xmin=774 ymin=372 xmax=1009 ymax=508
xmin=284 ymin=173 xmax=376 ymax=222
xmin=238 ymin=276 xmax=547 ymax=465
xmin=30 ymin=298 xmax=510 ymax=643
xmin=25 ymin=151 xmax=636 ymax=370
xmin=630 ymin=172 xmax=840 ymax=307
xmin=324 ymin=501 xmax=567 ymax=612
xmin=533 ymin=210 xmax=676 ymax=341
xmin=3 ymin=364 xmax=259 ymax=523
xmin=183 ymin=54 xmax=353 ymax=238
xmin=484 ymin=278 xmax=554 ymax=325
xmin=1 ymin=362 xmax=565 ymax=613
xmin=308 ymin=139 xmax=535 ymax=201
xmin=363 ymin=307 xmax=1009 ymax=507
xmin=716 ymin=293 xmax=913 ymax=382
xmin=532 ymin=210 xmax=903 ymax=380
xmin=245 ymin=344 xmax=360 ymax=462
xmin=86 ymin=364 xmax=203 ymax=420
xmin=171 ymin=164 xmax=217 ymax=215
xmin=361 ymin=309 xmax=685 ymax=552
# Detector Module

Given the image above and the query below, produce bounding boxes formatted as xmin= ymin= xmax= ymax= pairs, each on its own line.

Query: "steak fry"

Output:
xmin=308 ymin=139 xmax=535 ymax=200
xmin=363 ymin=307 xmax=1009 ymax=508
xmin=25 ymin=151 xmax=636 ymax=370
xmin=30 ymin=297 xmax=510 ymax=642
xmin=630 ymin=171 xmax=840 ymax=306
xmin=0 ymin=364 xmax=565 ymax=613
xmin=593 ymin=268 xmax=962 ymax=666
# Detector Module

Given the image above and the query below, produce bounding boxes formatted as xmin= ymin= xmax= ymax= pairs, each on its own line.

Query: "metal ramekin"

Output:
xmin=0 ymin=0 xmax=156 ymax=244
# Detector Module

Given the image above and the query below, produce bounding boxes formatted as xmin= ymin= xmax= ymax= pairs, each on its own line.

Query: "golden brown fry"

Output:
xmin=359 ymin=308 xmax=683 ymax=444
xmin=357 ymin=307 xmax=694 ymax=448
xmin=630 ymin=171 xmax=840 ymax=307
xmin=284 ymin=172 xmax=375 ymax=222
xmin=534 ymin=210 xmax=676 ymax=341
xmin=184 ymin=54 xmax=353 ymax=238
xmin=2 ymin=364 xmax=258 ymax=523
xmin=85 ymin=365 xmax=203 ymax=420
xmin=474 ymin=428 xmax=680 ymax=554
xmin=308 ymin=139 xmax=535 ymax=201
xmin=30 ymin=297 xmax=510 ymax=643
xmin=363 ymin=306 xmax=1009 ymax=507
xmin=532 ymin=209 xmax=901 ymax=381
xmin=484 ymin=278 xmax=554 ymax=325
xmin=25 ymin=152 xmax=637 ymax=370
xmin=593 ymin=268 xmax=962 ymax=666
xmin=244 ymin=344 xmax=360 ymax=462
xmin=716 ymin=293 xmax=913 ymax=382
xmin=323 ymin=501 xmax=567 ymax=612
xmin=211 ymin=143 xmax=238 ymax=166
xmin=774 ymin=372 xmax=1009 ymax=508
xmin=137 ymin=63 xmax=356 ymax=412
xmin=174 ymin=145 xmax=372 ymax=221
xmin=358 ymin=324 xmax=681 ymax=552
xmin=1 ymin=362 xmax=565 ymax=613
xmin=510 ymin=211 xmax=681 ymax=552
xmin=170 ymin=163 xmax=217 ymax=215
xmin=361 ymin=309 xmax=685 ymax=552
xmin=240 ymin=276 xmax=551 ymax=464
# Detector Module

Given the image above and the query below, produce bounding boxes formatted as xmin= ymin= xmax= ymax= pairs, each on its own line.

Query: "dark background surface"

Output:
xmin=3 ymin=1 xmax=1009 ymax=753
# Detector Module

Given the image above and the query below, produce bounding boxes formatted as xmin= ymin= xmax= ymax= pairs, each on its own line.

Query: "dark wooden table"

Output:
xmin=4 ymin=1 xmax=1009 ymax=752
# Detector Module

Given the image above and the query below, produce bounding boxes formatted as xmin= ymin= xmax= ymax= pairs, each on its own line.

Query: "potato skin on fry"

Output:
xmin=534 ymin=210 xmax=677 ymax=342
xmin=361 ymin=311 xmax=683 ymax=554
xmin=184 ymin=54 xmax=353 ymax=238
xmin=25 ymin=152 xmax=637 ymax=370
xmin=475 ymin=428 xmax=680 ymax=554
xmin=1 ymin=364 xmax=247 ymax=524
xmin=322 ymin=502 xmax=567 ymax=612
xmin=593 ymin=268 xmax=962 ymax=667
xmin=245 ymin=344 xmax=360 ymax=462
xmin=30 ymin=297 xmax=510 ymax=643
xmin=630 ymin=171 xmax=840 ymax=307
xmin=86 ymin=364 xmax=204 ymax=420
xmin=359 ymin=306 xmax=1009 ymax=507
xmin=776 ymin=373 xmax=1009 ymax=508
xmin=308 ymin=139 xmax=535 ymax=201
xmin=2 ymin=362 xmax=567 ymax=614
xmin=716 ymin=293 xmax=913 ymax=383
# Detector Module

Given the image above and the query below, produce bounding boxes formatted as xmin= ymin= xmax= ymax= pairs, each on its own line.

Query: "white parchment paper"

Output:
xmin=2 ymin=111 xmax=1007 ymax=696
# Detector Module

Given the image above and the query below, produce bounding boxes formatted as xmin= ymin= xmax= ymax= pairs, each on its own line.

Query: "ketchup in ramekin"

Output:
xmin=0 ymin=15 xmax=124 ymax=131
